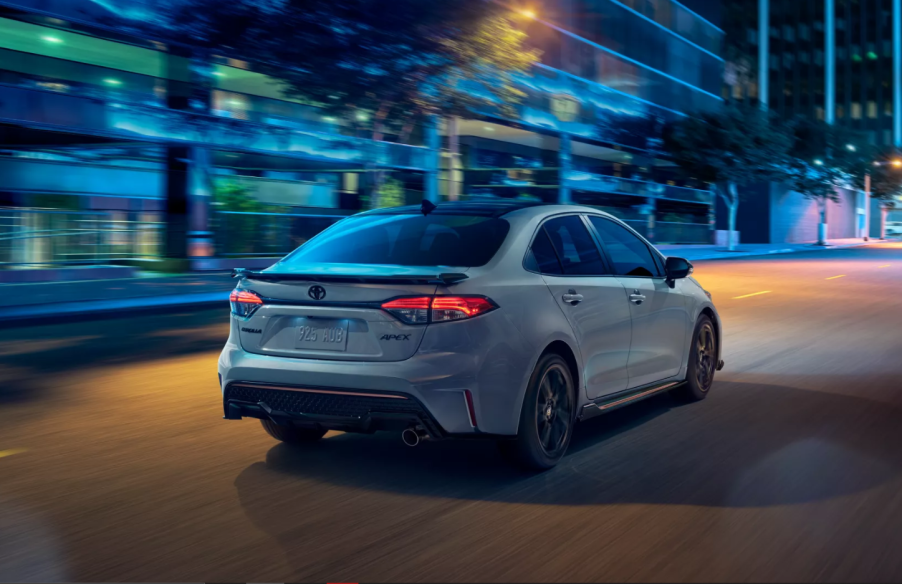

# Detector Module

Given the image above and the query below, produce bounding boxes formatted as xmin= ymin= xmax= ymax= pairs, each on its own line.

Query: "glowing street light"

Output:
xmin=814 ymin=159 xmax=824 ymax=166
xmin=846 ymin=144 xmax=857 ymax=151
xmin=355 ymin=111 xmax=370 ymax=122
xmin=519 ymin=8 xmax=536 ymax=18
xmin=893 ymin=160 xmax=902 ymax=168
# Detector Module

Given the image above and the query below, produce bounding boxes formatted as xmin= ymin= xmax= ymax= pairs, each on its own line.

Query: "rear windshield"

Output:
xmin=280 ymin=214 xmax=511 ymax=267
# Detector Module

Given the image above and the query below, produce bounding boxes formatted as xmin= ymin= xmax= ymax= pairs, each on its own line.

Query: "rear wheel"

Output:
xmin=260 ymin=419 xmax=327 ymax=443
xmin=673 ymin=315 xmax=717 ymax=403
xmin=499 ymin=353 xmax=575 ymax=471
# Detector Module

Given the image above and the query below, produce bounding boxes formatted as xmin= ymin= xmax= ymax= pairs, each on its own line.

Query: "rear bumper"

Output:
xmin=223 ymin=381 xmax=446 ymax=438
xmin=218 ymin=344 xmax=492 ymax=435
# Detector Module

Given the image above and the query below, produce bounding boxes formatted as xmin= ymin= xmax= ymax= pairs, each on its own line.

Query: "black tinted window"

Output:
xmin=543 ymin=216 xmax=607 ymax=276
xmin=589 ymin=217 xmax=661 ymax=277
xmin=281 ymin=214 xmax=509 ymax=267
xmin=526 ymin=228 xmax=562 ymax=274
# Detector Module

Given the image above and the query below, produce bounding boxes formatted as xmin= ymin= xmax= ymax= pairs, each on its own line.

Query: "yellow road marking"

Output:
xmin=733 ymin=291 xmax=772 ymax=299
xmin=879 ymin=264 xmax=891 ymax=268
xmin=826 ymin=275 xmax=846 ymax=280
xmin=0 ymin=449 xmax=27 ymax=459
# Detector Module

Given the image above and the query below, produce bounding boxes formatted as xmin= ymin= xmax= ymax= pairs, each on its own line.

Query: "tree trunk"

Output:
xmin=725 ymin=182 xmax=740 ymax=252
xmin=447 ymin=116 xmax=460 ymax=201
xmin=817 ymin=198 xmax=828 ymax=245
xmin=371 ymin=101 xmax=391 ymax=142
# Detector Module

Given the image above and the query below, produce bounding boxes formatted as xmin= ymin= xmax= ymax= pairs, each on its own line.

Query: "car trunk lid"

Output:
xmin=234 ymin=263 xmax=467 ymax=362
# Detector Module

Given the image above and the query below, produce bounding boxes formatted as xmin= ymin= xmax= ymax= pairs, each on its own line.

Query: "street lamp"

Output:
xmin=846 ymin=144 xmax=857 ymax=151
xmin=518 ymin=7 xmax=537 ymax=18
xmin=814 ymin=159 xmax=824 ymax=165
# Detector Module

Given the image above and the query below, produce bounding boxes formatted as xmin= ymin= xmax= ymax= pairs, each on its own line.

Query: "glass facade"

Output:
xmin=0 ymin=0 xmax=723 ymax=265
xmin=733 ymin=0 xmax=894 ymax=145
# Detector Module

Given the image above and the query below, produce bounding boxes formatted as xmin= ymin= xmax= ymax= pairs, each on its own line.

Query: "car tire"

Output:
xmin=498 ymin=353 xmax=576 ymax=471
xmin=673 ymin=314 xmax=717 ymax=403
xmin=260 ymin=419 xmax=327 ymax=443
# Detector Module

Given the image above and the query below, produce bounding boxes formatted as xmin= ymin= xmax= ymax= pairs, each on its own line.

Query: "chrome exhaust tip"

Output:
xmin=401 ymin=427 xmax=428 ymax=447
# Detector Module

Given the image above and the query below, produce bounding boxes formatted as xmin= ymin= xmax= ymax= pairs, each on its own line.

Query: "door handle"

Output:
xmin=629 ymin=292 xmax=646 ymax=305
xmin=562 ymin=291 xmax=584 ymax=305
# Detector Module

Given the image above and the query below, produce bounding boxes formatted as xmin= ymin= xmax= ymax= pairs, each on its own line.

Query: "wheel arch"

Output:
xmin=699 ymin=306 xmax=722 ymax=361
xmin=508 ymin=337 xmax=582 ymax=435
xmin=542 ymin=340 xmax=580 ymax=395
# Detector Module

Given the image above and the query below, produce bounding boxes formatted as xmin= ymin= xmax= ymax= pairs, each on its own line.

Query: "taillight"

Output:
xmin=380 ymin=295 xmax=497 ymax=324
xmin=229 ymin=288 xmax=263 ymax=318
xmin=431 ymin=296 xmax=496 ymax=322
xmin=381 ymin=296 xmax=431 ymax=324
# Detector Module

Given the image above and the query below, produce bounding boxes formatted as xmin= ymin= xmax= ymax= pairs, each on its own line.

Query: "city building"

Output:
xmin=0 ymin=0 xmax=723 ymax=270
xmin=722 ymin=0 xmax=901 ymax=243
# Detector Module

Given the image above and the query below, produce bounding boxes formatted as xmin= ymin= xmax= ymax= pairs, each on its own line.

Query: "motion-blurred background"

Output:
xmin=4 ymin=0 xmax=902 ymax=582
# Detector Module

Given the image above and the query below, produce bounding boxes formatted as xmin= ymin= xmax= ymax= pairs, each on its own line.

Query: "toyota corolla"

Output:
xmin=219 ymin=201 xmax=723 ymax=470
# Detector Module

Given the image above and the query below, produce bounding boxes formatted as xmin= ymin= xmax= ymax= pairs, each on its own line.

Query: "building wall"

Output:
xmin=769 ymin=183 xmax=859 ymax=243
xmin=0 ymin=158 xmax=163 ymax=199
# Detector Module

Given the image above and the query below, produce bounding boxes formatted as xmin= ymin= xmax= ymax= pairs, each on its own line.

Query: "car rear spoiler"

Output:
xmin=232 ymin=268 xmax=468 ymax=285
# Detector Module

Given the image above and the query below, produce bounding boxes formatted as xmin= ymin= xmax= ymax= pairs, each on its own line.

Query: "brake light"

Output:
xmin=229 ymin=289 xmax=263 ymax=318
xmin=381 ymin=296 xmax=431 ymax=324
xmin=380 ymin=296 xmax=497 ymax=324
xmin=431 ymin=296 xmax=496 ymax=322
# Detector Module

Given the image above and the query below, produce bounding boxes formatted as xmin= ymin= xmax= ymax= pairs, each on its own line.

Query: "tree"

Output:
xmin=120 ymin=0 xmax=539 ymax=142
xmin=664 ymin=103 xmax=792 ymax=250
xmin=785 ymin=118 xmax=870 ymax=245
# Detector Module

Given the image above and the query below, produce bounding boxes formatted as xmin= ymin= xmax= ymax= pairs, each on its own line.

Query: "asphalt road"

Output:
xmin=3 ymin=244 xmax=902 ymax=582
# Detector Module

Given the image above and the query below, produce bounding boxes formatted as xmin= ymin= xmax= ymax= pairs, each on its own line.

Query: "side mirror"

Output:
xmin=665 ymin=256 xmax=693 ymax=280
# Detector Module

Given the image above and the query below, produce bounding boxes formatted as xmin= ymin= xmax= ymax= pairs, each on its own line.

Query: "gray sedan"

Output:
xmin=219 ymin=201 xmax=723 ymax=470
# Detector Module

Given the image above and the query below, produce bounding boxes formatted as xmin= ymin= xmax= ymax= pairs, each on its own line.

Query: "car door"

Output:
xmin=526 ymin=215 xmax=632 ymax=400
xmin=587 ymin=216 xmax=690 ymax=389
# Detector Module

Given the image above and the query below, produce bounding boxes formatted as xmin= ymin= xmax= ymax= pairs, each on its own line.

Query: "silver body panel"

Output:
xmin=219 ymin=205 xmax=722 ymax=437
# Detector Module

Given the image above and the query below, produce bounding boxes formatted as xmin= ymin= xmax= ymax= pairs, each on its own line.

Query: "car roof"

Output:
xmin=361 ymin=201 xmax=615 ymax=219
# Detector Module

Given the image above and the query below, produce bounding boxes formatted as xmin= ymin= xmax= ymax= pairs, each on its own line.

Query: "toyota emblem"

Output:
xmin=308 ymin=285 xmax=327 ymax=300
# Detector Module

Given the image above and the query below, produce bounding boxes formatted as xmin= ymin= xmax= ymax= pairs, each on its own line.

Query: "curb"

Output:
xmin=680 ymin=240 xmax=886 ymax=262
xmin=0 ymin=291 xmax=229 ymax=327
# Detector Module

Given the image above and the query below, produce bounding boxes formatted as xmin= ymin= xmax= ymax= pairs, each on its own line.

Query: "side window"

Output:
xmin=588 ymin=216 xmax=661 ymax=278
xmin=542 ymin=216 xmax=607 ymax=276
xmin=525 ymin=228 xmax=563 ymax=274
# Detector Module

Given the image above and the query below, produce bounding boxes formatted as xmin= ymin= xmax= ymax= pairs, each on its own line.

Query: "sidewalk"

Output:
xmin=0 ymin=272 xmax=237 ymax=325
xmin=656 ymin=238 xmax=891 ymax=262
xmin=0 ymin=238 xmax=895 ymax=325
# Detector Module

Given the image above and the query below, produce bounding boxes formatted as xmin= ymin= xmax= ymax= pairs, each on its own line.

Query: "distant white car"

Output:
xmin=885 ymin=222 xmax=902 ymax=236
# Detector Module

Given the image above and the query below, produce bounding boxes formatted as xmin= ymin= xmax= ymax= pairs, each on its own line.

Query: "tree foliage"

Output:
xmin=121 ymin=0 xmax=539 ymax=138
xmin=664 ymin=103 xmax=791 ymax=190
xmin=785 ymin=118 xmax=871 ymax=204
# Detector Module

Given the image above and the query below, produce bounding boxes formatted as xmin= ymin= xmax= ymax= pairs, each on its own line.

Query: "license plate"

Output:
xmin=295 ymin=318 xmax=349 ymax=351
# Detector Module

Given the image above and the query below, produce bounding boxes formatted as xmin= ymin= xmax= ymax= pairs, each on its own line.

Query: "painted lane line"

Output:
xmin=826 ymin=275 xmax=846 ymax=280
xmin=733 ymin=291 xmax=772 ymax=300
xmin=0 ymin=448 xmax=27 ymax=459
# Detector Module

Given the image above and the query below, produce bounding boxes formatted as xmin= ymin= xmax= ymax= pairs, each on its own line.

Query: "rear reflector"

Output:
xmin=380 ymin=295 xmax=497 ymax=325
xmin=230 ymin=288 xmax=263 ymax=318
xmin=464 ymin=389 xmax=477 ymax=428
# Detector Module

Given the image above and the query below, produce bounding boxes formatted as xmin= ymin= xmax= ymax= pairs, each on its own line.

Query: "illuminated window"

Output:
xmin=868 ymin=101 xmax=878 ymax=118
xmin=851 ymin=102 xmax=862 ymax=119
